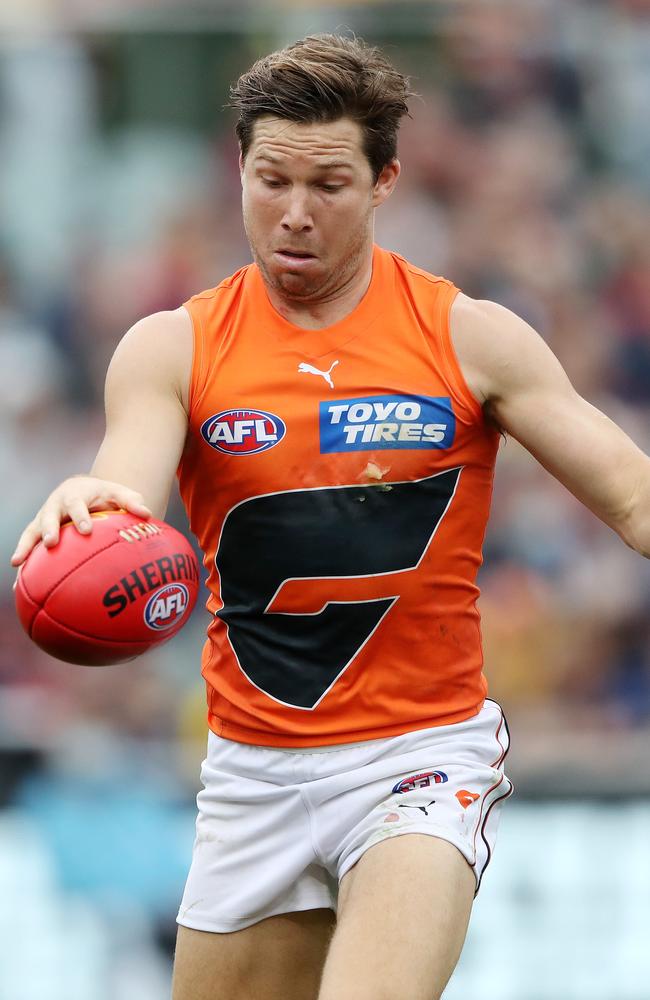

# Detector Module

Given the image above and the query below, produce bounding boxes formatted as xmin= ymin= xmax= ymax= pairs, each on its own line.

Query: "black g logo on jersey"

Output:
xmin=214 ymin=467 xmax=462 ymax=709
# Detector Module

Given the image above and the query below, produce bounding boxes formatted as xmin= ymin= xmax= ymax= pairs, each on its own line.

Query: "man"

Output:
xmin=11 ymin=34 xmax=650 ymax=1000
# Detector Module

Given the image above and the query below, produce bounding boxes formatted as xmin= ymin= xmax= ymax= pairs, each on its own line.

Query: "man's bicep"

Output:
xmin=91 ymin=311 xmax=191 ymax=518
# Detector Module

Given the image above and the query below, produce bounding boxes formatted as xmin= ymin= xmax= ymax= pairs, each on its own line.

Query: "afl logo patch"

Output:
xmin=392 ymin=770 xmax=449 ymax=794
xmin=144 ymin=583 xmax=190 ymax=631
xmin=201 ymin=409 xmax=286 ymax=455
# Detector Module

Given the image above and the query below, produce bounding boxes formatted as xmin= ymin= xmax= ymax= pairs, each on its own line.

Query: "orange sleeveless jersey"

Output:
xmin=178 ymin=246 xmax=499 ymax=747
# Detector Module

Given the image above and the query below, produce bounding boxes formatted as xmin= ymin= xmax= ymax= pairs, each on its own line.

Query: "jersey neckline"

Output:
xmin=245 ymin=244 xmax=391 ymax=359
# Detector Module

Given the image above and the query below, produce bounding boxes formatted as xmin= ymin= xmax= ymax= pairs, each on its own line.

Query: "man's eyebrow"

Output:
xmin=253 ymin=153 xmax=281 ymax=164
xmin=252 ymin=154 xmax=354 ymax=171
xmin=315 ymin=160 xmax=354 ymax=171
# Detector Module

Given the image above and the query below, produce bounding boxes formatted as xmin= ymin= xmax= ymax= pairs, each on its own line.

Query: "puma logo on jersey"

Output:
xmin=320 ymin=395 xmax=456 ymax=452
xmin=298 ymin=360 xmax=339 ymax=388
xmin=398 ymin=799 xmax=437 ymax=817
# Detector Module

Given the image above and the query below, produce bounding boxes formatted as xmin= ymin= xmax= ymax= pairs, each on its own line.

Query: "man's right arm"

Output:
xmin=11 ymin=307 xmax=193 ymax=566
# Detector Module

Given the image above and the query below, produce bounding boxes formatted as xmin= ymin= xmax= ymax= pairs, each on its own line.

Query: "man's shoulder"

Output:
xmin=380 ymin=246 xmax=457 ymax=293
xmin=184 ymin=262 xmax=254 ymax=307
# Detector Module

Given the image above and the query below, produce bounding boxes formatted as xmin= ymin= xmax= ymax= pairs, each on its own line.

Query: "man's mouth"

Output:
xmin=276 ymin=249 xmax=316 ymax=259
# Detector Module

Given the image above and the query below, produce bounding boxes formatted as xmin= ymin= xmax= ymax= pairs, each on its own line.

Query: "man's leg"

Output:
xmin=318 ymin=835 xmax=475 ymax=1000
xmin=172 ymin=908 xmax=335 ymax=1000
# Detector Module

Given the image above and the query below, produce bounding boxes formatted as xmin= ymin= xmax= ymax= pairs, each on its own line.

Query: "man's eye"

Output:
xmin=320 ymin=184 xmax=342 ymax=193
xmin=262 ymin=178 xmax=283 ymax=188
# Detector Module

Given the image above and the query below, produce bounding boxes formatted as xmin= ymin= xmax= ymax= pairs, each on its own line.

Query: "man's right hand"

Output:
xmin=10 ymin=476 xmax=152 ymax=567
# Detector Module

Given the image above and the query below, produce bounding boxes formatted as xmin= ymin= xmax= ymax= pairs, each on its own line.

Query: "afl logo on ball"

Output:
xmin=144 ymin=583 xmax=190 ymax=631
xmin=201 ymin=409 xmax=286 ymax=456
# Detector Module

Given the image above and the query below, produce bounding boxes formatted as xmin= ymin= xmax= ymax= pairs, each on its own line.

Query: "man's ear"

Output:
xmin=372 ymin=159 xmax=401 ymax=208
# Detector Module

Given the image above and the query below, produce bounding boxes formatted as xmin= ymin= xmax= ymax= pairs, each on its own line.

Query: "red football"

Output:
xmin=14 ymin=510 xmax=200 ymax=666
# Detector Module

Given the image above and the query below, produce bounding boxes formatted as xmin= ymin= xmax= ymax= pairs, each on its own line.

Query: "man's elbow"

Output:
xmin=614 ymin=486 xmax=650 ymax=559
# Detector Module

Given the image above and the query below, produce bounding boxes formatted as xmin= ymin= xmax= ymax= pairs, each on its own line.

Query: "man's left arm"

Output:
xmin=450 ymin=294 xmax=650 ymax=558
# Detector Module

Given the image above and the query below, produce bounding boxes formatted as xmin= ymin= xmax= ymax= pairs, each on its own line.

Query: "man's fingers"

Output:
xmin=53 ymin=490 xmax=151 ymax=532
xmin=10 ymin=481 xmax=155 ymax=568
xmin=40 ymin=507 xmax=65 ymax=548
xmin=65 ymin=498 xmax=93 ymax=535
xmin=11 ymin=523 xmax=40 ymax=566
xmin=85 ymin=486 xmax=152 ymax=519
xmin=114 ymin=490 xmax=152 ymax=518
xmin=11 ymin=506 xmax=63 ymax=564
xmin=66 ymin=490 xmax=151 ymax=531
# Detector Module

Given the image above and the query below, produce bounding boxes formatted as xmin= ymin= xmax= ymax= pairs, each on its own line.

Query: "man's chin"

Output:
xmin=268 ymin=266 xmax=326 ymax=300
xmin=276 ymin=273 xmax=319 ymax=297
xmin=255 ymin=251 xmax=328 ymax=301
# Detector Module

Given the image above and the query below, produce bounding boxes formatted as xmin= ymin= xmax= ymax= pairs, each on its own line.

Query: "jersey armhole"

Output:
xmin=181 ymin=300 xmax=207 ymax=423
xmin=438 ymin=285 xmax=486 ymax=423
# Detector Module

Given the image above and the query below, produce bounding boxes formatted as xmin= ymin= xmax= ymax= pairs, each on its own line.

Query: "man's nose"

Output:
xmin=281 ymin=188 xmax=313 ymax=232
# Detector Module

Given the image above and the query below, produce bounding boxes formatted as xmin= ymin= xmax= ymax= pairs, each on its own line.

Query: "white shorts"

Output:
xmin=177 ymin=699 xmax=513 ymax=933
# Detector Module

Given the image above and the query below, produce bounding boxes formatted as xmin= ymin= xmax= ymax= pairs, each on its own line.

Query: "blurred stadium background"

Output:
xmin=1 ymin=1 xmax=649 ymax=997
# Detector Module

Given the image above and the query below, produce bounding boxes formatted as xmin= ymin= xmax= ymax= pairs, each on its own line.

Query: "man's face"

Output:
xmin=241 ymin=116 xmax=399 ymax=303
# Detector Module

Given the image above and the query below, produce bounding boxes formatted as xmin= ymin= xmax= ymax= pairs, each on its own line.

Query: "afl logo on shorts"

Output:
xmin=392 ymin=770 xmax=449 ymax=794
xmin=144 ymin=583 xmax=190 ymax=631
xmin=201 ymin=409 xmax=286 ymax=456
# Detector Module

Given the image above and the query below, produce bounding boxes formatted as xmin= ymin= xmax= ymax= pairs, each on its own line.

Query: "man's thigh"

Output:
xmin=172 ymin=908 xmax=335 ymax=1000
xmin=318 ymin=835 xmax=475 ymax=1000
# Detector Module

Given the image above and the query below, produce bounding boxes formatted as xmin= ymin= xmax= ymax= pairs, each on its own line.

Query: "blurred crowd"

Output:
xmin=1 ymin=0 xmax=650 ymax=819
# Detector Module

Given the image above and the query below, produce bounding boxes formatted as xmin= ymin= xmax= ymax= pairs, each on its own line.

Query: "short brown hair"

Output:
xmin=230 ymin=34 xmax=412 ymax=181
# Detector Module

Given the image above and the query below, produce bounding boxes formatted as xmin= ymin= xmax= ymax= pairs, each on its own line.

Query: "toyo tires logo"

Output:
xmin=144 ymin=583 xmax=190 ymax=630
xmin=319 ymin=395 xmax=455 ymax=452
xmin=201 ymin=408 xmax=286 ymax=456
